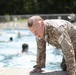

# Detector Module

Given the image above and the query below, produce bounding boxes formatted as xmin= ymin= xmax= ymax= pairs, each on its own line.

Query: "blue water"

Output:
xmin=0 ymin=29 xmax=63 ymax=71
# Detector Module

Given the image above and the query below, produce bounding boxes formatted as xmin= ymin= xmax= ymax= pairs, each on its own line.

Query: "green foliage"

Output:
xmin=0 ymin=0 xmax=76 ymax=15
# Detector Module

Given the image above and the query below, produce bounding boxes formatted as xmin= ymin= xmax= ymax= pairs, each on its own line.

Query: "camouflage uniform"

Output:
xmin=36 ymin=19 xmax=76 ymax=75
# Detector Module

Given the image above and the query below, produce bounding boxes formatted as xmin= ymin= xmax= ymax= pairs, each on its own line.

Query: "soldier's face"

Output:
xmin=29 ymin=21 xmax=45 ymax=39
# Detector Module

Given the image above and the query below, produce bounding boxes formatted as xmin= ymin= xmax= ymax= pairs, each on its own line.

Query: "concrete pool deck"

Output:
xmin=0 ymin=21 xmax=76 ymax=30
xmin=0 ymin=67 xmax=30 ymax=75
xmin=0 ymin=67 xmax=67 ymax=75
xmin=0 ymin=22 xmax=28 ymax=29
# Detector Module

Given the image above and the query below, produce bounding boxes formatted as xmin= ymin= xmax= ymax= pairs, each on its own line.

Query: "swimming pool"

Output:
xmin=0 ymin=29 xmax=63 ymax=71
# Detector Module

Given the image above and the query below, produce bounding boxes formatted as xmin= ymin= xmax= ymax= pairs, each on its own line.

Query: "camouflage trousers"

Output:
xmin=61 ymin=52 xmax=76 ymax=71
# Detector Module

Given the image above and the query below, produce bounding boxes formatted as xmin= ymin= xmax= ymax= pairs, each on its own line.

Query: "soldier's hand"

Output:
xmin=30 ymin=68 xmax=44 ymax=73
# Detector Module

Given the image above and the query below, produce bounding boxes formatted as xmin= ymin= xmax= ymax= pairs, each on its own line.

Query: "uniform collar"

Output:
xmin=44 ymin=21 xmax=49 ymax=44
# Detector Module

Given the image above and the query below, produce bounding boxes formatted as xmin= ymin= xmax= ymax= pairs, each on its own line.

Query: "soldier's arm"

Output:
xmin=30 ymin=38 xmax=46 ymax=73
xmin=58 ymin=31 xmax=75 ymax=75
xmin=36 ymin=38 xmax=46 ymax=68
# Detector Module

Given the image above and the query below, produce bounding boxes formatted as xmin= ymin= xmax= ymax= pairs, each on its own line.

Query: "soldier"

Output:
xmin=28 ymin=15 xmax=76 ymax=75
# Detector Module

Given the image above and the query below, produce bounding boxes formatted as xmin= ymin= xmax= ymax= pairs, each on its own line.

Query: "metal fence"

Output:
xmin=0 ymin=14 xmax=76 ymax=29
xmin=0 ymin=14 xmax=73 ymax=22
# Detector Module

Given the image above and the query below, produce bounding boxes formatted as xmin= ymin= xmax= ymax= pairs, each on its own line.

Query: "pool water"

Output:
xmin=0 ymin=29 xmax=63 ymax=71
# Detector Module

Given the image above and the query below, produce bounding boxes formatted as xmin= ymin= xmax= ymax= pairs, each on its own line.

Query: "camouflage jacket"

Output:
xmin=36 ymin=19 xmax=76 ymax=75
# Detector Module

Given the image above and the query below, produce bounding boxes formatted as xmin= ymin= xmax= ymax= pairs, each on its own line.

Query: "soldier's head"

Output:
xmin=28 ymin=15 xmax=45 ymax=39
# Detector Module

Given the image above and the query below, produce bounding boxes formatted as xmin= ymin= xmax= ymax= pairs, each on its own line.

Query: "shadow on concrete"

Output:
xmin=30 ymin=71 xmax=67 ymax=75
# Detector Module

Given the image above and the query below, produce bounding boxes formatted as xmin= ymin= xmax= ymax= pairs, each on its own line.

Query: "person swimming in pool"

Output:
xmin=21 ymin=43 xmax=28 ymax=53
xmin=0 ymin=37 xmax=13 ymax=42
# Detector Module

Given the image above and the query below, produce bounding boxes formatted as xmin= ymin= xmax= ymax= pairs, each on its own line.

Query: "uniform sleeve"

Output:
xmin=36 ymin=38 xmax=46 ymax=68
xmin=58 ymin=30 xmax=75 ymax=75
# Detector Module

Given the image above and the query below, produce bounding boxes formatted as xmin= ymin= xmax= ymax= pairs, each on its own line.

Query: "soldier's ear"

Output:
xmin=41 ymin=20 xmax=44 ymax=26
xmin=38 ymin=20 xmax=44 ymax=27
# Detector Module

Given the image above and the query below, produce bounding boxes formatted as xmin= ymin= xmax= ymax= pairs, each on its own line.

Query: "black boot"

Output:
xmin=60 ymin=56 xmax=67 ymax=71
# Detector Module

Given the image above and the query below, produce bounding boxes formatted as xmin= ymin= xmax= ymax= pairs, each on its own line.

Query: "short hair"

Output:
xmin=28 ymin=15 xmax=43 ymax=27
